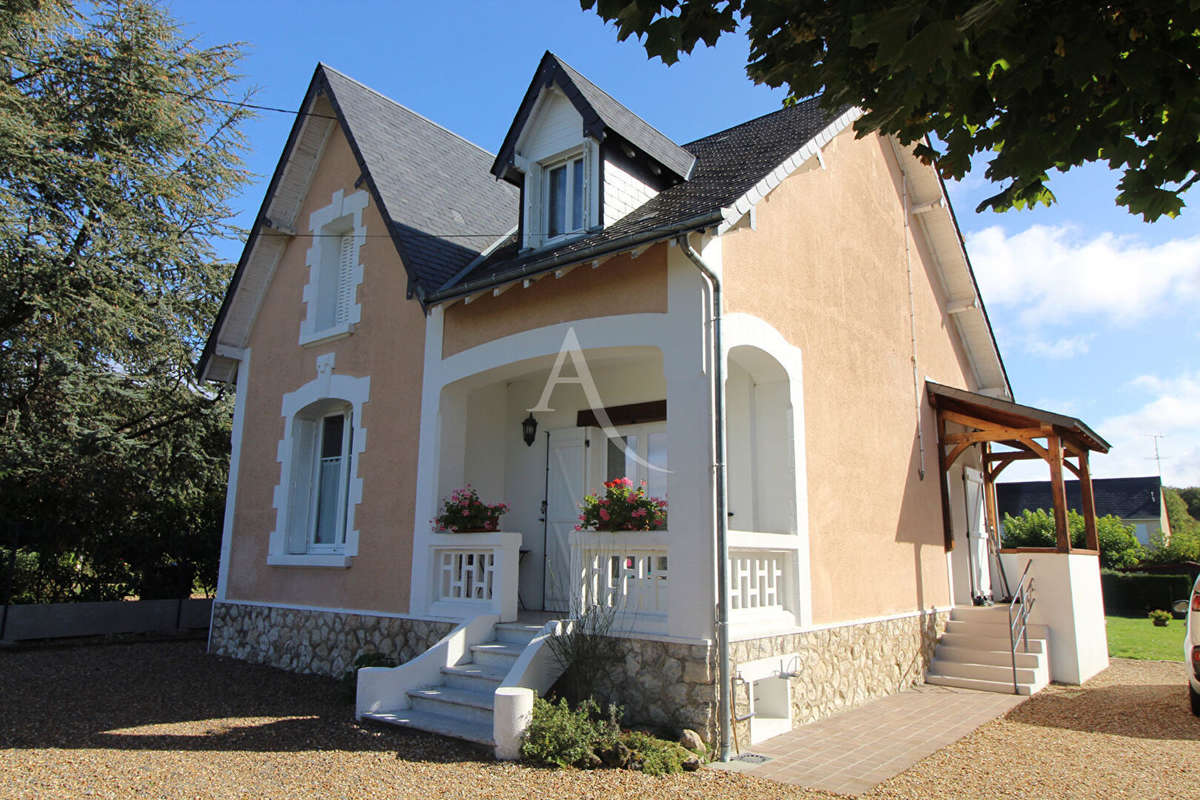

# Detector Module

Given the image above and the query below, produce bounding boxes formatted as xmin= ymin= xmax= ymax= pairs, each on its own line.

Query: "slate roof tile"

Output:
xmin=996 ymin=476 xmax=1165 ymax=521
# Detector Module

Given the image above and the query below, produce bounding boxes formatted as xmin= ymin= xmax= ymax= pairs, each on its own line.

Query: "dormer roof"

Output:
xmin=490 ymin=52 xmax=696 ymax=185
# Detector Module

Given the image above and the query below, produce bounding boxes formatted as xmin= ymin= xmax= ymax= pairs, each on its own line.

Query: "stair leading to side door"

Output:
xmin=359 ymin=621 xmax=544 ymax=746
xmin=925 ymin=606 xmax=1050 ymax=696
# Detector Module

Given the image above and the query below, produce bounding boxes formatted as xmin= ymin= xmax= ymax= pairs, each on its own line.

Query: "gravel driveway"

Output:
xmin=2 ymin=641 xmax=1197 ymax=799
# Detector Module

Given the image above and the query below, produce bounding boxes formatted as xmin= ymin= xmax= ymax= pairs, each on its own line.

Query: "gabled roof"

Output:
xmin=490 ymin=52 xmax=696 ymax=185
xmin=997 ymin=476 xmax=1165 ymax=521
xmin=434 ymin=97 xmax=851 ymax=300
xmin=321 ymin=68 xmax=519 ymax=290
xmin=197 ymin=64 xmax=518 ymax=381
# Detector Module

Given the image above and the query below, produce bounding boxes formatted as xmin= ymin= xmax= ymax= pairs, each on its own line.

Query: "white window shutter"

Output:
xmin=524 ymin=166 xmax=541 ymax=248
xmin=334 ymin=233 xmax=356 ymax=325
xmin=286 ymin=418 xmax=317 ymax=553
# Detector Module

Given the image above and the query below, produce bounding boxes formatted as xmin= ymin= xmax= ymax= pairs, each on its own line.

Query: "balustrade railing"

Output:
xmin=428 ymin=532 xmax=520 ymax=622
xmin=569 ymin=531 xmax=669 ymax=634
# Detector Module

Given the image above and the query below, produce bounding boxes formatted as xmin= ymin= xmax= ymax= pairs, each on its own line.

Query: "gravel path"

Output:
xmin=1 ymin=642 xmax=1197 ymax=799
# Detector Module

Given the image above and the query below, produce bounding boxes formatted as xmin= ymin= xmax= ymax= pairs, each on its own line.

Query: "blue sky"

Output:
xmin=173 ymin=1 xmax=1199 ymax=487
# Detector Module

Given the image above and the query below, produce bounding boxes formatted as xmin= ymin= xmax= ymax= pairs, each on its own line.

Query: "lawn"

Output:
xmin=1106 ymin=614 xmax=1186 ymax=660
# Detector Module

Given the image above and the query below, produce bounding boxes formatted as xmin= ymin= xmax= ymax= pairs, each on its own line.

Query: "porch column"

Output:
xmin=1078 ymin=450 xmax=1100 ymax=551
xmin=1047 ymin=430 xmax=1071 ymax=553
xmin=663 ymin=244 xmax=718 ymax=641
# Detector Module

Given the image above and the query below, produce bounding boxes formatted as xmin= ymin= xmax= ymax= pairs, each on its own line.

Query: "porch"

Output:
xmin=408 ymin=322 xmax=810 ymax=643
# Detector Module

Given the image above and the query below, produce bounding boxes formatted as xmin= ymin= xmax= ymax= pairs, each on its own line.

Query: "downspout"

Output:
xmin=676 ymin=233 xmax=732 ymax=762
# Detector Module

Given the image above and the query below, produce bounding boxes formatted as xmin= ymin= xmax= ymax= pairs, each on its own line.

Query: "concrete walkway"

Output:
xmin=718 ymin=683 xmax=1026 ymax=795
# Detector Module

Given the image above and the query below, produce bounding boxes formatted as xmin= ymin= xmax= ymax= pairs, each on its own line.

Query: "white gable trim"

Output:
xmin=715 ymin=107 xmax=864 ymax=235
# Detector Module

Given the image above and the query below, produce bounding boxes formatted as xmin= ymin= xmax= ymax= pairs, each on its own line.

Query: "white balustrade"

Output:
xmin=428 ymin=532 xmax=520 ymax=622
xmin=569 ymin=531 xmax=670 ymax=635
xmin=728 ymin=531 xmax=800 ymax=633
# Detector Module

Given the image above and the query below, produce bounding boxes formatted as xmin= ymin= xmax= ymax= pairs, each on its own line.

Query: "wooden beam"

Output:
xmin=1078 ymin=450 xmax=1099 ymax=551
xmin=986 ymin=453 xmax=1022 ymax=482
xmin=1063 ymin=457 xmax=1081 ymax=479
xmin=1047 ymin=431 xmax=1071 ymax=552
xmin=937 ymin=413 xmax=954 ymax=551
xmin=1014 ymin=437 xmax=1050 ymax=461
xmin=945 ymin=442 xmax=972 ymax=468
xmin=983 ymin=442 xmax=1001 ymax=551
xmin=939 ymin=409 xmax=989 ymax=430
xmin=985 ymin=449 xmax=1042 ymax=463
xmin=944 ymin=427 xmax=1046 ymax=446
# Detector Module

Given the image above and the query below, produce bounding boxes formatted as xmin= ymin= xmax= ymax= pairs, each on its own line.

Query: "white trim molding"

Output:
xmin=269 ymin=352 xmax=371 ymax=565
xmin=299 ymin=188 xmax=368 ymax=346
xmin=716 ymin=107 xmax=863 ymax=235
xmin=214 ymin=348 xmax=252 ymax=601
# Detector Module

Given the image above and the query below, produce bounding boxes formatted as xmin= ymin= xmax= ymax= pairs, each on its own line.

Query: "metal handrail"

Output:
xmin=1007 ymin=560 xmax=1036 ymax=694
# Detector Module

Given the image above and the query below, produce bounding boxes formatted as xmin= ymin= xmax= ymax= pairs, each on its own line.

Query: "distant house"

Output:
xmin=996 ymin=476 xmax=1170 ymax=545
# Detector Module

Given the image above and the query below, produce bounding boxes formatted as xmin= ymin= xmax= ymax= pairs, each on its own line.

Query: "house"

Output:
xmin=997 ymin=476 xmax=1171 ymax=545
xmin=199 ymin=52 xmax=1112 ymax=758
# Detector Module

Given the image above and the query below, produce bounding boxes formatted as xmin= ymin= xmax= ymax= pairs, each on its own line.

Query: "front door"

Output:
xmin=544 ymin=427 xmax=588 ymax=612
xmin=964 ymin=467 xmax=992 ymax=602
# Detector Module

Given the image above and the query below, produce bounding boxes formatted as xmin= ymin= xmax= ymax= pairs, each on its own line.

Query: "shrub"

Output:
xmin=546 ymin=604 xmax=622 ymax=704
xmin=520 ymin=697 xmax=619 ymax=768
xmin=339 ymin=652 xmax=396 ymax=702
xmin=577 ymin=478 xmax=666 ymax=531
xmin=620 ymin=729 xmax=694 ymax=775
xmin=432 ymin=485 xmax=508 ymax=533
xmin=1100 ymin=569 xmax=1193 ymax=614
xmin=1149 ymin=609 xmax=1172 ymax=626
xmin=1001 ymin=509 xmax=1144 ymax=569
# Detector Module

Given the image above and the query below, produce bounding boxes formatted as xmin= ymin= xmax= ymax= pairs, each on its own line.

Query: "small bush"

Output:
xmin=520 ymin=696 xmax=618 ymax=768
xmin=339 ymin=652 xmax=396 ymax=702
xmin=1149 ymin=609 xmax=1172 ymax=627
xmin=620 ymin=729 xmax=694 ymax=776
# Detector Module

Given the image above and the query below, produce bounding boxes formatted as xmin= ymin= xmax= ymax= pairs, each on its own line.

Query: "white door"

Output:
xmin=544 ymin=427 xmax=588 ymax=612
xmin=964 ymin=467 xmax=992 ymax=601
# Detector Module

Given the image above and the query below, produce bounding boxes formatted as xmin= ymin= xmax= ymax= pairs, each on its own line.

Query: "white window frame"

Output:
xmin=542 ymin=151 xmax=586 ymax=240
xmin=601 ymin=421 xmax=668 ymax=500
xmin=522 ymin=140 xmax=599 ymax=250
xmin=268 ymin=354 xmax=370 ymax=568
xmin=306 ymin=407 xmax=353 ymax=553
xmin=299 ymin=189 xmax=367 ymax=347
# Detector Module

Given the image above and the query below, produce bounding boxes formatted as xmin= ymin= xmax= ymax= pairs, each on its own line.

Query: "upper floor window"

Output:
xmin=546 ymin=154 xmax=585 ymax=237
xmin=300 ymin=189 xmax=367 ymax=346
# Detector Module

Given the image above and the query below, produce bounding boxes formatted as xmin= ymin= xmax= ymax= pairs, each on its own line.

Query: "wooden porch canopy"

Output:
xmin=928 ymin=381 xmax=1111 ymax=554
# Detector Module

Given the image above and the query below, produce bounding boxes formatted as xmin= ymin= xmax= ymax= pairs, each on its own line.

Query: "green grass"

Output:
xmin=1106 ymin=614 xmax=1186 ymax=661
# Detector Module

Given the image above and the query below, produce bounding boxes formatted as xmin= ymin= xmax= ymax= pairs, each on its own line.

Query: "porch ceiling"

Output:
xmin=927 ymin=382 xmax=1109 ymax=454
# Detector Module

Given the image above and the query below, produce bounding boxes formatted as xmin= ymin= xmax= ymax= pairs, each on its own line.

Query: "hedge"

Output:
xmin=1101 ymin=569 xmax=1193 ymax=614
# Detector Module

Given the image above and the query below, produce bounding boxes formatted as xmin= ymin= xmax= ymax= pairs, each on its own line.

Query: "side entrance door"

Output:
xmin=543 ymin=427 xmax=588 ymax=612
xmin=963 ymin=467 xmax=993 ymax=602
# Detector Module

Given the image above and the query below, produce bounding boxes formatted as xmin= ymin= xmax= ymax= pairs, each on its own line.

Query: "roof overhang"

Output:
xmin=928 ymin=381 xmax=1110 ymax=454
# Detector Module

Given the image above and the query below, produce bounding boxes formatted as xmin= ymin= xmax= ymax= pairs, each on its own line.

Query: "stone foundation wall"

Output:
xmin=593 ymin=637 xmax=718 ymax=745
xmin=730 ymin=609 xmax=949 ymax=748
xmin=209 ymin=601 xmax=455 ymax=678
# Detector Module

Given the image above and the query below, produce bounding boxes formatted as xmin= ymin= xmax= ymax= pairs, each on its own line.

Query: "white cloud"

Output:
xmin=1024 ymin=333 xmax=1094 ymax=359
xmin=966 ymin=225 xmax=1200 ymax=329
xmin=995 ymin=372 xmax=1200 ymax=486
xmin=1088 ymin=372 xmax=1200 ymax=486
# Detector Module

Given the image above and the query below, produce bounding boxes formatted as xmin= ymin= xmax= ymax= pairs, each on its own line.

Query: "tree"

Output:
xmin=1000 ymin=508 xmax=1144 ymax=569
xmin=1172 ymin=486 xmax=1200 ymax=522
xmin=581 ymin=1 xmax=1199 ymax=220
xmin=0 ymin=0 xmax=250 ymax=600
xmin=1145 ymin=488 xmax=1200 ymax=565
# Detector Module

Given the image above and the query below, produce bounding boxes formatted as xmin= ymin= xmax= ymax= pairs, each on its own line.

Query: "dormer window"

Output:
xmin=546 ymin=152 xmax=585 ymax=237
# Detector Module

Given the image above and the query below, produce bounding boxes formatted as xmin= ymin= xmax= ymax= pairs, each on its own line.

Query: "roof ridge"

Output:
xmin=683 ymin=95 xmax=826 ymax=149
xmin=318 ymin=62 xmax=498 ymax=159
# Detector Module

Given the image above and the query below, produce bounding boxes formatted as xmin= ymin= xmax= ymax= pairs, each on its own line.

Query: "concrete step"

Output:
xmin=945 ymin=618 xmax=1050 ymax=639
xmin=950 ymin=604 xmax=1031 ymax=623
xmin=925 ymin=672 xmax=1035 ymax=695
xmin=361 ymin=707 xmax=494 ymax=746
xmin=494 ymin=622 xmax=545 ymax=646
xmin=441 ymin=662 xmax=508 ymax=692
xmin=938 ymin=632 xmax=1046 ymax=654
xmin=469 ymin=641 xmax=523 ymax=669
xmin=408 ymin=685 xmax=495 ymax=726
xmin=935 ymin=645 xmax=1043 ymax=669
xmin=930 ymin=658 xmax=1040 ymax=685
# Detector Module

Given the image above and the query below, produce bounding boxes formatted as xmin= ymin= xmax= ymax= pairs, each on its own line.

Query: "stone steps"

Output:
xmin=362 ymin=620 xmax=542 ymax=748
xmin=926 ymin=606 xmax=1050 ymax=696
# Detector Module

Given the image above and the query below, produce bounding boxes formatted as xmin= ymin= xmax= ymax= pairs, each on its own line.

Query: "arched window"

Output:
xmin=284 ymin=399 xmax=354 ymax=553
